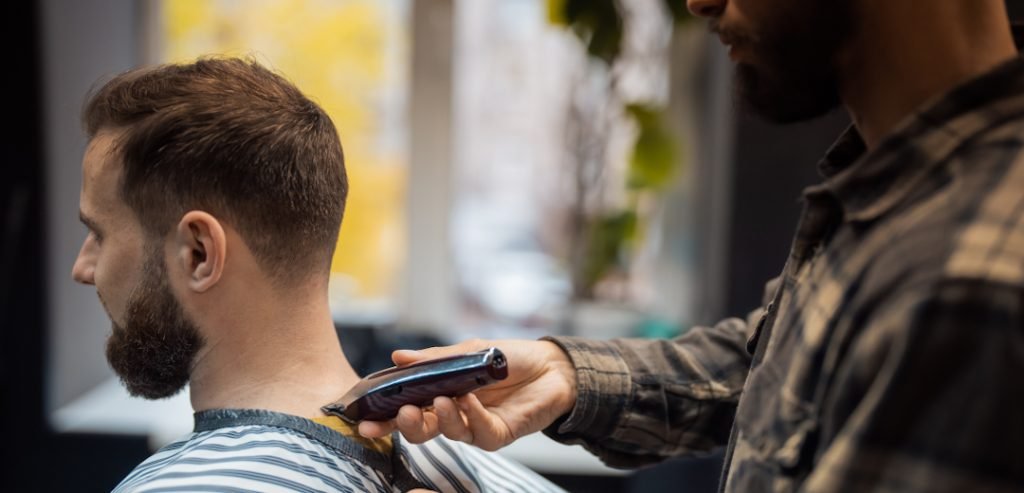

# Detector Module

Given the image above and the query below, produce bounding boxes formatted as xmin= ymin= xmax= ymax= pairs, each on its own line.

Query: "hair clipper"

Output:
xmin=322 ymin=347 xmax=508 ymax=423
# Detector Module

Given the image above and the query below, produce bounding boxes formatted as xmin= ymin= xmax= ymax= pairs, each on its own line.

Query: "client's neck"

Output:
xmin=188 ymin=289 xmax=360 ymax=418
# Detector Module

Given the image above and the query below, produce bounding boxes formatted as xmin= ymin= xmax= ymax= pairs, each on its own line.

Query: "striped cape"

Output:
xmin=113 ymin=409 xmax=565 ymax=493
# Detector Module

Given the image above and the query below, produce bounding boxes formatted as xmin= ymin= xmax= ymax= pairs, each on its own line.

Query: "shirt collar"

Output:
xmin=807 ymin=55 xmax=1024 ymax=223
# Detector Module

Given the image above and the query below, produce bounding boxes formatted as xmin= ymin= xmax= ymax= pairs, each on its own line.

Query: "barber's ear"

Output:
xmin=173 ymin=211 xmax=227 ymax=293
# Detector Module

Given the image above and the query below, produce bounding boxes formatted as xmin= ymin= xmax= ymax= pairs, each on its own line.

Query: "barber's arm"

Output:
xmin=360 ymin=311 xmax=758 ymax=468
xmin=539 ymin=314 xmax=753 ymax=468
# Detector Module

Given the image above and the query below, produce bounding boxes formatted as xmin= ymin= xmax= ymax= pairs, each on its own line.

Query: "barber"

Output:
xmin=363 ymin=0 xmax=1024 ymax=491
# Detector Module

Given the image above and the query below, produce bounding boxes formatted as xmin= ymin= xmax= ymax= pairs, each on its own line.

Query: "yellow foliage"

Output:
xmin=160 ymin=0 xmax=408 ymax=299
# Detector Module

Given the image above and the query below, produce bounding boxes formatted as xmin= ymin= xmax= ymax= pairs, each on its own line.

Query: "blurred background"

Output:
xmin=5 ymin=1 xmax=1021 ymax=491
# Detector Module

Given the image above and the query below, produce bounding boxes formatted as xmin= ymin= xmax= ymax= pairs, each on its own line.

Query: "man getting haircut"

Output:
xmin=73 ymin=57 xmax=563 ymax=492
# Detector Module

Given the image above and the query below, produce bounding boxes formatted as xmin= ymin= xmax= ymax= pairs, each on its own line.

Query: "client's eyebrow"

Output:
xmin=79 ymin=210 xmax=103 ymax=235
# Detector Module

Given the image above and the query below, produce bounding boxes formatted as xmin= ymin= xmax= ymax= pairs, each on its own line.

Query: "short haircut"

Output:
xmin=83 ymin=57 xmax=347 ymax=284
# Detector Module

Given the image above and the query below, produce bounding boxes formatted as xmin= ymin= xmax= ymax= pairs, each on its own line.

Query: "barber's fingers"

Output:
xmin=434 ymin=396 xmax=474 ymax=444
xmin=356 ymin=405 xmax=441 ymax=441
xmin=393 ymin=404 xmax=441 ymax=444
xmin=456 ymin=392 xmax=513 ymax=451
xmin=357 ymin=419 xmax=395 ymax=439
xmin=431 ymin=392 xmax=513 ymax=451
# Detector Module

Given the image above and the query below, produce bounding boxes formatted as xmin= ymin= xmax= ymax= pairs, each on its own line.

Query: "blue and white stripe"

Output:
xmin=113 ymin=410 xmax=564 ymax=493
xmin=401 ymin=437 xmax=566 ymax=493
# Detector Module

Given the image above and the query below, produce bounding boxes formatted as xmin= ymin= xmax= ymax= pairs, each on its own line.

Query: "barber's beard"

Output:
xmin=105 ymin=249 xmax=204 ymax=400
xmin=731 ymin=1 xmax=853 ymax=123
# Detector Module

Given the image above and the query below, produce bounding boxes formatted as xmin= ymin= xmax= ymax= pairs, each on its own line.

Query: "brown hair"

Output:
xmin=83 ymin=57 xmax=347 ymax=284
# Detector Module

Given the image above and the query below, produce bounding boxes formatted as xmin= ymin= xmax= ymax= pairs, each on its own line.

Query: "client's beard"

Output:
xmin=105 ymin=247 xmax=204 ymax=400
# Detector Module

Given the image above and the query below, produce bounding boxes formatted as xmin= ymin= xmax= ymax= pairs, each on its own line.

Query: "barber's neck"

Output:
xmin=186 ymin=277 xmax=360 ymax=418
xmin=840 ymin=0 xmax=1017 ymax=149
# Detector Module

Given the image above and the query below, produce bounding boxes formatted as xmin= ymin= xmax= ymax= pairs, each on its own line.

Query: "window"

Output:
xmin=153 ymin=0 xmax=411 ymax=322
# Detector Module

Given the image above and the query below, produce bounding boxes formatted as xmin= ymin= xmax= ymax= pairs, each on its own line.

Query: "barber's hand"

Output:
xmin=358 ymin=339 xmax=578 ymax=451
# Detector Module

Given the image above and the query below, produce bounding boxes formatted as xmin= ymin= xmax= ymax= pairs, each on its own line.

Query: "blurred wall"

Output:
xmin=4 ymin=5 xmax=150 ymax=492
xmin=41 ymin=0 xmax=138 ymax=411
xmin=725 ymin=111 xmax=850 ymax=317
xmin=1009 ymin=0 xmax=1024 ymax=18
xmin=3 ymin=0 xmax=48 ymax=486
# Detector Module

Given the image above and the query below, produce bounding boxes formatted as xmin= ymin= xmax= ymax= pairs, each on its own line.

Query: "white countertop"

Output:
xmin=53 ymin=377 xmax=627 ymax=476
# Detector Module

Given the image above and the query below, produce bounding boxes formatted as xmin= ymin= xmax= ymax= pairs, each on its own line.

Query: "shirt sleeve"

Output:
xmin=540 ymin=312 xmax=756 ymax=468
xmin=803 ymin=279 xmax=1024 ymax=492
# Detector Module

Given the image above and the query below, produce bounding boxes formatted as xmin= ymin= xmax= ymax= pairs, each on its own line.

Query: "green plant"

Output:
xmin=548 ymin=0 xmax=692 ymax=300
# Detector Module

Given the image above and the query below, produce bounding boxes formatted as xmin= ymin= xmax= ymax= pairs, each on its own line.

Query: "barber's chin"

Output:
xmin=727 ymin=44 xmax=752 ymax=64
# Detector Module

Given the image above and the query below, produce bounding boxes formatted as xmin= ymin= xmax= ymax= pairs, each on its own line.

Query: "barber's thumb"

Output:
xmin=391 ymin=349 xmax=430 ymax=366
xmin=392 ymin=339 xmax=490 ymax=366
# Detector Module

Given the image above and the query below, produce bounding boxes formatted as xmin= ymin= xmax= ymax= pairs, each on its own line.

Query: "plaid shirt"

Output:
xmin=544 ymin=57 xmax=1024 ymax=492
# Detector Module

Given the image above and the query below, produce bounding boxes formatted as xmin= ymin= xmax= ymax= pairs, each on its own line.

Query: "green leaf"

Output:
xmin=627 ymin=105 xmax=677 ymax=190
xmin=546 ymin=0 xmax=568 ymax=26
xmin=662 ymin=0 xmax=695 ymax=25
xmin=560 ymin=0 xmax=622 ymax=65
xmin=579 ymin=210 xmax=638 ymax=291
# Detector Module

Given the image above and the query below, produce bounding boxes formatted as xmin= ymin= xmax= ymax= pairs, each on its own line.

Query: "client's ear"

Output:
xmin=173 ymin=211 xmax=227 ymax=293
